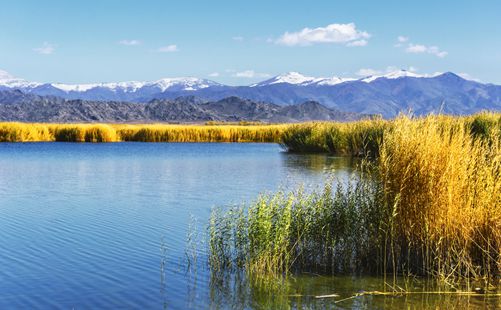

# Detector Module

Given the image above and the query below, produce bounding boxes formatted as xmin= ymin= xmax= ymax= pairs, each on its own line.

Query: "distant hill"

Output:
xmin=0 ymin=91 xmax=366 ymax=123
xmin=1 ymin=70 xmax=500 ymax=117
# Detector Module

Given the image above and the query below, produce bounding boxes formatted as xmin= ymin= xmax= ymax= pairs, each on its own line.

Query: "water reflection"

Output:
xmin=281 ymin=153 xmax=359 ymax=174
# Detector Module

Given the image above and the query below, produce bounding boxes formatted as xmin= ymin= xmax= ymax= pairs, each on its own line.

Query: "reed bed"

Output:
xmin=209 ymin=177 xmax=384 ymax=277
xmin=115 ymin=124 xmax=286 ymax=142
xmin=280 ymin=112 xmax=500 ymax=157
xmin=0 ymin=122 xmax=287 ymax=143
xmin=379 ymin=114 xmax=500 ymax=283
xmin=280 ymin=119 xmax=387 ymax=156
xmin=209 ymin=112 xmax=501 ymax=285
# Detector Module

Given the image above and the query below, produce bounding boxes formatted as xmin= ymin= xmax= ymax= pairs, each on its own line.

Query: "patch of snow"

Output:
xmin=360 ymin=70 xmax=441 ymax=83
xmin=315 ymin=77 xmax=356 ymax=86
xmin=49 ymin=77 xmax=221 ymax=93
xmin=0 ymin=69 xmax=42 ymax=89
xmin=254 ymin=72 xmax=320 ymax=86
xmin=253 ymin=72 xmax=355 ymax=87
xmin=52 ymin=83 xmax=102 ymax=92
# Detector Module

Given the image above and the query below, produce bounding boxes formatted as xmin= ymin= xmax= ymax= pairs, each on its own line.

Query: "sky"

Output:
xmin=0 ymin=0 xmax=500 ymax=85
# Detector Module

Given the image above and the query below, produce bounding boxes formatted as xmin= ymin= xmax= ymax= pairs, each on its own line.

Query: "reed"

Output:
xmin=280 ymin=119 xmax=388 ymax=157
xmin=378 ymin=114 xmax=500 ymax=282
xmin=0 ymin=122 xmax=287 ymax=143
xmin=209 ymin=176 xmax=385 ymax=277
xmin=209 ymin=113 xmax=501 ymax=285
xmin=116 ymin=124 xmax=286 ymax=143
xmin=1 ymin=112 xmax=497 ymax=145
xmin=0 ymin=122 xmax=52 ymax=142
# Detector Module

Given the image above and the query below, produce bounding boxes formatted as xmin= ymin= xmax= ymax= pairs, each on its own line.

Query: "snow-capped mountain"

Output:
xmin=252 ymin=72 xmax=321 ymax=86
xmin=252 ymin=72 xmax=354 ymax=87
xmin=360 ymin=70 xmax=440 ymax=83
xmin=0 ymin=69 xmax=41 ymax=89
xmin=1 ymin=69 xmax=500 ymax=117
xmin=0 ymin=71 xmax=222 ymax=101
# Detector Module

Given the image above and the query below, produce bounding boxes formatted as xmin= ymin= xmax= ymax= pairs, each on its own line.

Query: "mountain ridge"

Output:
xmin=0 ymin=90 xmax=367 ymax=123
xmin=1 ymin=70 xmax=500 ymax=117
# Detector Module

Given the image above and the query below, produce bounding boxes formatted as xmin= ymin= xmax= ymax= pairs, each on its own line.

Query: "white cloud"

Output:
xmin=356 ymin=68 xmax=382 ymax=76
xmin=356 ymin=66 xmax=419 ymax=76
xmin=0 ymin=69 xmax=14 ymax=80
xmin=406 ymin=44 xmax=447 ymax=57
xmin=233 ymin=70 xmax=271 ymax=78
xmin=232 ymin=36 xmax=244 ymax=41
xmin=397 ymin=36 xmax=409 ymax=43
xmin=208 ymin=72 xmax=220 ymax=77
xmin=33 ymin=42 xmax=55 ymax=55
xmin=406 ymin=44 xmax=427 ymax=53
xmin=157 ymin=44 xmax=179 ymax=53
xmin=395 ymin=36 xmax=448 ymax=58
xmin=394 ymin=36 xmax=410 ymax=47
xmin=347 ymin=39 xmax=368 ymax=47
xmin=119 ymin=39 xmax=141 ymax=46
xmin=234 ymin=70 xmax=254 ymax=78
xmin=275 ymin=23 xmax=370 ymax=47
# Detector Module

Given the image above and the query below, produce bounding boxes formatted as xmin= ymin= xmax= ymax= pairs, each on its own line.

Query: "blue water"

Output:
xmin=0 ymin=143 xmax=354 ymax=309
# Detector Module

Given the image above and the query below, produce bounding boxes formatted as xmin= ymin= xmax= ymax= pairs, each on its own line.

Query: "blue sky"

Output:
xmin=0 ymin=0 xmax=500 ymax=85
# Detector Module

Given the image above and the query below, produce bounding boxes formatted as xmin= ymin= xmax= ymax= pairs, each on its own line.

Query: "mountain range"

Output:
xmin=0 ymin=90 xmax=365 ymax=123
xmin=0 ymin=69 xmax=500 ymax=118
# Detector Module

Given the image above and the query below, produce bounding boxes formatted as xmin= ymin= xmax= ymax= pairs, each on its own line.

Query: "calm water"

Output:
xmin=0 ymin=143 xmax=498 ymax=309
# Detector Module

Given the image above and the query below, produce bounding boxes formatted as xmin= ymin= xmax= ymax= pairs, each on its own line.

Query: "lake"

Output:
xmin=0 ymin=143 xmax=498 ymax=309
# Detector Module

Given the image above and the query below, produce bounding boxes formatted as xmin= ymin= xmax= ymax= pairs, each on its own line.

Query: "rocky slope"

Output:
xmin=0 ymin=91 xmax=366 ymax=123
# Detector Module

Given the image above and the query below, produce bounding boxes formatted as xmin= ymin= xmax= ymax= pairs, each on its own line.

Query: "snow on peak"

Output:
xmin=151 ymin=77 xmax=218 ymax=92
xmin=0 ymin=69 xmax=461 ymax=95
xmin=49 ymin=77 xmax=221 ymax=93
xmin=255 ymin=72 xmax=320 ymax=86
xmin=51 ymin=83 xmax=105 ymax=92
xmin=315 ymin=76 xmax=356 ymax=86
xmin=253 ymin=72 xmax=355 ymax=87
xmin=361 ymin=70 xmax=426 ymax=83
xmin=0 ymin=69 xmax=41 ymax=88
xmin=273 ymin=72 xmax=317 ymax=84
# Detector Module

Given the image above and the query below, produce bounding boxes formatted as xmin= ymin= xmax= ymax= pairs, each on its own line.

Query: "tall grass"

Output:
xmin=280 ymin=119 xmax=387 ymax=157
xmin=116 ymin=124 xmax=285 ymax=142
xmin=0 ymin=122 xmax=52 ymax=142
xmin=0 ymin=122 xmax=287 ymax=143
xmin=280 ymin=112 xmax=500 ymax=157
xmin=209 ymin=113 xmax=501 ymax=285
xmin=209 ymin=176 xmax=384 ymax=277
xmin=379 ymin=115 xmax=500 ymax=283
xmin=2 ymin=112 xmax=497 ymax=145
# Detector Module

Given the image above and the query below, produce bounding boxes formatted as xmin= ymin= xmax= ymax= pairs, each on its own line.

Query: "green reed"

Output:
xmin=209 ymin=173 xmax=387 ymax=277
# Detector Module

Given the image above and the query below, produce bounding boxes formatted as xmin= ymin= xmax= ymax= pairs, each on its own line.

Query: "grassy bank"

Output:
xmin=209 ymin=113 xmax=501 ymax=285
xmin=280 ymin=112 xmax=500 ymax=156
xmin=0 ymin=123 xmax=287 ymax=143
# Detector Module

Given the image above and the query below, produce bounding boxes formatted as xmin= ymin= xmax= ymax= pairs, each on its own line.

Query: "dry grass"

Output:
xmin=280 ymin=119 xmax=388 ymax=156
xmin=0 ymin=122 xmax=287 ymax=143
xmin=379 ymin=114 xmax=500 ymax=283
